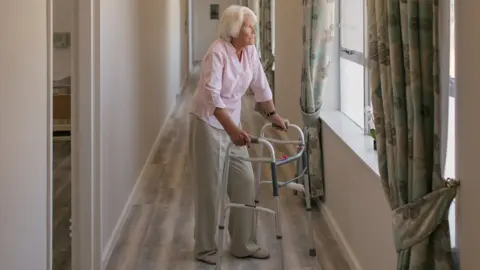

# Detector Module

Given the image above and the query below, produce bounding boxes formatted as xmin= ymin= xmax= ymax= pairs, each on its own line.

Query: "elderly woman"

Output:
xmin=188 ymin=4 xmax=287 ymax=265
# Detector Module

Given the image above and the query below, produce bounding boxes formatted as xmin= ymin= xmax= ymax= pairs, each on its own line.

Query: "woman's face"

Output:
xmin=235 ymin=15 xmax=256 ymax=47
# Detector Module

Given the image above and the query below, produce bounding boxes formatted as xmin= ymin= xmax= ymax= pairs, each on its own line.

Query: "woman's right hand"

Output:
xmin=213 ymin=108 xmax=251 ymax=147
xmin=227 ymin=127 xmax=252 ymax=147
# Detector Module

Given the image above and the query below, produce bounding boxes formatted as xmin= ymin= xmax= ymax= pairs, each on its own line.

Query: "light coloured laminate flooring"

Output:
xmin=52 ymin=140 xmax=72 ymax=270
xmin=105 ymin=71 xmax=351 ymax=270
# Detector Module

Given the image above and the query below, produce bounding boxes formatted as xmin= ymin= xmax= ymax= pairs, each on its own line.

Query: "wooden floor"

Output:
xmin=52 ymin=140 xmax=72 ymax=270
xmin=106 ymin=72 xmax=351 ymax=270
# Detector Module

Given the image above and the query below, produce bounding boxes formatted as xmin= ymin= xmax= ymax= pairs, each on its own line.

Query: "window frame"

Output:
xmin=448 ymin=0 xmax=456 ymax=99
xmin=445 ymin=0 xmax=457 ymax=255
xmin=338 ymin=0 xmax=370 ymax=134
xmin=444 ymin=0 xmax=456 ymax=178
xmin=337 ymin=0 xmax=456 ymax=132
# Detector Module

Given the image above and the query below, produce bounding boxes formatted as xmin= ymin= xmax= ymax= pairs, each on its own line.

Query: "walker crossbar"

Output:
xmin=255 ymin=137 xmax=304 ymax=145
xmin=215 ymin=121 xmax=317 ymax=270
xmin=220 ymin=203 xmax=276 ymax=215
xmin=258 ymin=166 xmax=308 ymax=187
xmin=230 ymin=147 xmax=303 ymax=166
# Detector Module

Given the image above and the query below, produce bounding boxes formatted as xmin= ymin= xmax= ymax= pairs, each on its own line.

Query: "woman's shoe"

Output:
xmin=233 ymin=247 xmax=270 ymax=260
xmin=196 ymin=252 xmax=217 ymax=265
xmin=196 ymin=250 xmax=217 ymax=265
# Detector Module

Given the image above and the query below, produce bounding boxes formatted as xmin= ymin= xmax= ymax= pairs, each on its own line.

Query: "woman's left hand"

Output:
xmin=269 ymin=114 xmax=288 ymax=131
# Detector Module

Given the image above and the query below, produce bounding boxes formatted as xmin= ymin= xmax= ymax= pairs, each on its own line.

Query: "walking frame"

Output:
xmin=215 ymin=121 xmax=317 ymax=270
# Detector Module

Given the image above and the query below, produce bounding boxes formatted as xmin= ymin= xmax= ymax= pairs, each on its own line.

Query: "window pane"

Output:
xmin=446 ymin=0 xmax=457 ymax=260
xmin=340 ymin=59 xmax=364 ymax=128
xmin=446 ymin=0 xmax=456 ymax=190
xmin=450 ymin=0 xmax=455 ymax=78
xmin=446 ymin=97 xmax=456 ymax=247
xmin=340 ymin=0 xmax=364 ymax=52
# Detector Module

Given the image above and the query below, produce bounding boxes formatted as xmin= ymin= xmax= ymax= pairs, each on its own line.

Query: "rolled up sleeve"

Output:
xmin=249 ymin=47 xmax=273 ymax=103
xmin=202 ymin=51 xmax=226 ymax=115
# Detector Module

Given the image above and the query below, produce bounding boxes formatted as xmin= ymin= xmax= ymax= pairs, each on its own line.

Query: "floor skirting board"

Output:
xmin=319 ymin=201 xmax=363 ymax=270
xmin=100 ymin=80 xmax=187 ymax=268
xmin=101 ymin=121 xmax=166 ymax=268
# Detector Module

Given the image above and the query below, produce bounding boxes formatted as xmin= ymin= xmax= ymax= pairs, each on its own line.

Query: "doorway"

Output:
xmin=51 ymin=1 xmax=102 ymax=269
xmin=52 ymin=0 xmax=74 ymax=269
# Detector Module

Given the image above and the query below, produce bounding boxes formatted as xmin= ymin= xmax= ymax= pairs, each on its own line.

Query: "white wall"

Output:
xmin=0 ymin=1 xmax=50 ymax=269
xmin=192 ymin=0 xmax=238 ymax=62
xmin=457 ymin=0 xmax=480 ymax=269
xmin=321 ymin=123 xmax=396 ymax=270
xmin=274 ymin=0 xmax=303 ymax=125
xmin=53 ymin=0 xmax=74 ymax=80
xmin=99 ymin=0 xmax=188 ymax=263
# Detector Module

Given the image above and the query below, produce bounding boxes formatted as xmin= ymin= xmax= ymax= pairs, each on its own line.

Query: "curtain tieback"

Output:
xmin=392 ymin=180 xmax=459 ymax=252
xmin=301 ymin=109 xmax=322 ymax=127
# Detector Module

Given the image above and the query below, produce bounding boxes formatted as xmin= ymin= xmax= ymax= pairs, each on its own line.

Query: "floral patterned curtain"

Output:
xmin=246 ymin=1 xmax=261 ymax=56
xmin=300 ymin=0 xmax=335 ymax=198
xmin=368 ymin=0 xmax=459 ymax=269
xmin=258 ymin=0 xmax=274 ymax=95
xmin=248 ymin=1 xmax=275 ymax=105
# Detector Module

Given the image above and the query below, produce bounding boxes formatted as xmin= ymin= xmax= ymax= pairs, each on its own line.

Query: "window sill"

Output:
xmin=320 ymin=110 xmax=380 ymax=176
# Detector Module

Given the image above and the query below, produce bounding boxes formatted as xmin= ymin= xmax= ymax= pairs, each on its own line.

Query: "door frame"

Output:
xmin=46 ymin=0 xmax=53 ymax=269
xmin=71 ymin=0 xmax=102 ymax=269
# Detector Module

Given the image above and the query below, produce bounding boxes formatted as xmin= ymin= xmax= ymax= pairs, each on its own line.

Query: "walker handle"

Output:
xmin=250 ymin=136 xmax=260 ymax=144
xmin=272 ymin=120 xmax=290 ymax=130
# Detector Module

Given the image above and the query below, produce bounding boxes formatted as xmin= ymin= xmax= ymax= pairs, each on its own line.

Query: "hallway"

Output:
xmin=105 ymin=72 xmax=351 ymax=270
xmin=4 ymin=0 xmax=480 ymax=269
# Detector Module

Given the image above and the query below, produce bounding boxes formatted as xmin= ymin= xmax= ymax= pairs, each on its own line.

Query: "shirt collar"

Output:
xmin=222 ymin=39 xmax=242 ymax=57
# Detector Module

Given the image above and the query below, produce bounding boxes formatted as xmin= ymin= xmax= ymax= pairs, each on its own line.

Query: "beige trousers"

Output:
xmin=188 ymin=114 xmax=259 ymax=258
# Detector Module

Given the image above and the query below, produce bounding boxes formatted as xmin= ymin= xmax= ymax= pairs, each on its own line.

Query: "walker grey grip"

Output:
xmin=272 ymin=120 xmax=289 ymax=130
xmin=250 ymin=137 xmax=260 ymax=144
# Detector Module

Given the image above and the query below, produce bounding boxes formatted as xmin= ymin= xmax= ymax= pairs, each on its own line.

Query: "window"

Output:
xmin=254 ymin=0 xmax=275 ymax=67
xmin=445 ymin=0 xmax=456 ymax=180
xmin=446 ymin=0 xmax=457 ymax=257
xmin=339 ymin=0 xmax=368 ymax=131
xmin=337 ymin=0 xmax=457 ymax=262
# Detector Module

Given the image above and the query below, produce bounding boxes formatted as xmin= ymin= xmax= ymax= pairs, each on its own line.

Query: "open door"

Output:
xmin=52 ymin=0 xmax=75 ymax=268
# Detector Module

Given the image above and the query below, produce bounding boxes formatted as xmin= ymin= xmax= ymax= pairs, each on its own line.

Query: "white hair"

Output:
xmin=217 ymin=5 xmax=257 ymax=41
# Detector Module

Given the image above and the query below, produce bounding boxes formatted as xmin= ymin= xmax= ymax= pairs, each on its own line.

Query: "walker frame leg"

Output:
xmin=293 ymin=141 xmax=303 ymax=196
xmin=215 ymin=154 xmax=232 ymax=270
xmin=270 ymin=162 xmax=285 ymax=270
xmin=302 ymin=136 xmax=317 ymax=257
xmin=252 ymin=143 xmax=264 ymax=243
